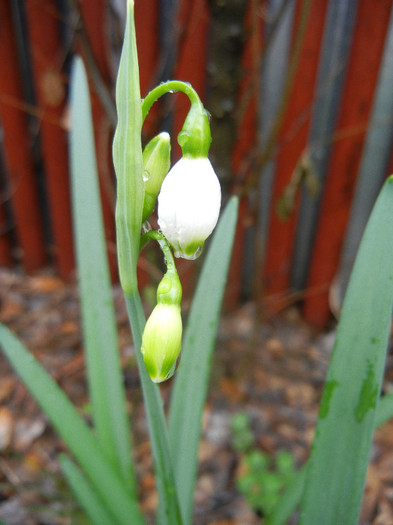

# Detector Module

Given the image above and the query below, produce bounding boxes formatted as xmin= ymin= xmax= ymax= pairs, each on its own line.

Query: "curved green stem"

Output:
xmin=142 ymin=80 xmax=202 ymax=122
xmin=141 ymin=230 xmax=176 ymax=271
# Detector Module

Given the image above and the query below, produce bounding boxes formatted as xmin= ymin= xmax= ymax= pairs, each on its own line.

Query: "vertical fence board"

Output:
xmin=335 ymin=7 xmax=393 ymax=305
xmin=254 ymin=0 xmax=295 ymax=303
xmin=290 ymin=0 xmax=358 ymax=291
xmin=0 ymin=1 xmax=47 ymax=271
xmin=303 ymin=0 xmax=392 ymax=326
xmin=230 ymin=0 xmax=263 ymax=305
xmin=263 ymin=0 xmax=328 ymax=308
xmin=25 ymin=0 xmax=74 ymax=279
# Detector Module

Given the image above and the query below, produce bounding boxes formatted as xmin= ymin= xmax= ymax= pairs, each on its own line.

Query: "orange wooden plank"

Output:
xmin=0 ymin=1 xmax=47 ymax=271
xmin=303 ymin=0 xmax=392 ymax=327
xmin=263 ymin=0 xmax=328 ymax=305
xmin=25 ymin=0 xmax=75 ymax=279
xmin=228 ymin=1 xmax=262 ymax=307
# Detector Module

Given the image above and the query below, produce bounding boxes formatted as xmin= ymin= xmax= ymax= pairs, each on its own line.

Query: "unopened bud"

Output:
xmin=141 ymin=268 xmax=182 ymax=382
xmin=142 ymin=132 xmax=171 ymax=222
xmin=141 ymin=303 xmax=182 ymax=383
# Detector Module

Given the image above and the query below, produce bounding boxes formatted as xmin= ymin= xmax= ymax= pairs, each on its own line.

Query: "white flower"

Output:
xmin=157 ymin=157 xmax=221 ymax=259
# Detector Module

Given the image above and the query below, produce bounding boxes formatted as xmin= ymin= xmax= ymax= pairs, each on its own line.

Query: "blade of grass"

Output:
xmin=0 ymin=324 xmax=145 ymax=525
xmin=299 ymin=175 xmax=393 ymax=524
xmin=168 ymin=196 xmax=239 ymax=524
xmin=60 ymin=455 xmax=117 ymax=525
xmin=70 ymin=56 xmax=135 ymax=492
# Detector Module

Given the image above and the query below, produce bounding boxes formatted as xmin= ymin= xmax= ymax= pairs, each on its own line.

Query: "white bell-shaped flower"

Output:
xmin=157 ymin=157 xmax=221 ymax=259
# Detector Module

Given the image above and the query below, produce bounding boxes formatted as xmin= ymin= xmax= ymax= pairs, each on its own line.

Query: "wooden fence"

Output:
xmin=1 ymin=0 xmax=393 ymax=327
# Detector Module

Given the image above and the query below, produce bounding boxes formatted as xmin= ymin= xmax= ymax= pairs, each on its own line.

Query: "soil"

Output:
xmin=0 ymin=268 xmax=393 ymax=525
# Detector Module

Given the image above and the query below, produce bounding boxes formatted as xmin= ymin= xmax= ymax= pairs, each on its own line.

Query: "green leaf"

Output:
xmin=299 ymin=175 xmax=393 ymax=524
xmin=267 ymin=388 xmax=393 ymax=525
xmin=113 ymin=0 xmax=144 ymax=295
xmin=70 ymin=56 xmax=135 ymax=492
xmin=0 ymin=325 xmax=145 ymax=525
xmin=168 ymin=196 xmax=239 ymax=524
xmin=60 ymin=455 xmax=117 ymax=525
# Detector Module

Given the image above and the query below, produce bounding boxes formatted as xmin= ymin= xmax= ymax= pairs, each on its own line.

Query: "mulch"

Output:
xmin=0 ymin=268 xmax=393 ymax=525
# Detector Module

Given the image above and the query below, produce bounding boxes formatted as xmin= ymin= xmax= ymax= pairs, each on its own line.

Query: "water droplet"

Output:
xmin=143 ymin=170 xmax=150 ymax=182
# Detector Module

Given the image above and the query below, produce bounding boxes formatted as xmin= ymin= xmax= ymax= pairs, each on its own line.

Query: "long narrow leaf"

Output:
xmin=0 ymin=325 xmax=145 ymax=525
xmin=70 ymin=56 xmax=135 ymax=492
xmin=60 ymin=455 xmax=117 ymax=525
xmin=168 ymin=196 xmax=238 ymax=524
xmin=112 ymin=0 xmax=143 ymax=296
xmin=299 ymin=175 xmax=393 ymax=524
xmin=268 ymin=387 xmax=393 ymax=525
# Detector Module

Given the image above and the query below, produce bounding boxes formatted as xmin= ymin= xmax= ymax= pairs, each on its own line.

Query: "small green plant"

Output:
xmin=238 ymin=450 xmax=295 ymax=518
xmin=231 ymin=413 xmax=296 ymax=520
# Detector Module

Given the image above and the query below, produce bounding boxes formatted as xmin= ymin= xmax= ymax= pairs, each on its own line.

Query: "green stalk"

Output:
xmin=112 ymin=2 xmax=183 ymax=522
xmin=168 ymin=197 xmax=239 ymax=524
xmin=125 ymin=292 xmax=183 ymax=525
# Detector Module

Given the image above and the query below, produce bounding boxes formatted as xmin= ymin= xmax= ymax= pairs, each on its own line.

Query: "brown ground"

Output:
xmin=0 ymin=268 xmax=393 ymax=525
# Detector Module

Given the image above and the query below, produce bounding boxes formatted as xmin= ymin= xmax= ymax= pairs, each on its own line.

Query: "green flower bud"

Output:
xmin=141 ymin=266 xmax=182 ymax=383
xmin=142 ymin=132 xmax=171 ymax=222
xmin=141 ymin=304 xmax=182 ymax=383
xmin=177 ymin=102 xmax=211 ymax=158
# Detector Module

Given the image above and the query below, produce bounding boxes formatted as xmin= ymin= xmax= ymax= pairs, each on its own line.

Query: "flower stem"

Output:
xmin=142 ymin=80 xmax=203 ymax=122
xmin=141 ymin=230 xmax=176 ymax=271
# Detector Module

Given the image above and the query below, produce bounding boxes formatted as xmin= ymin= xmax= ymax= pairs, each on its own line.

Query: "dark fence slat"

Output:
xmin=0 ymin=0 xmax=47 ymax=272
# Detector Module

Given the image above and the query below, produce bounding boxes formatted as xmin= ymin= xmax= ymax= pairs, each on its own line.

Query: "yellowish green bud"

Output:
xmin=141 ymin=265 xmax=182 ymax=383
xmin=142 ymin=132 xmax=171 ymax=222
xmin=141 ymin=303 xmax=182 ymax=383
